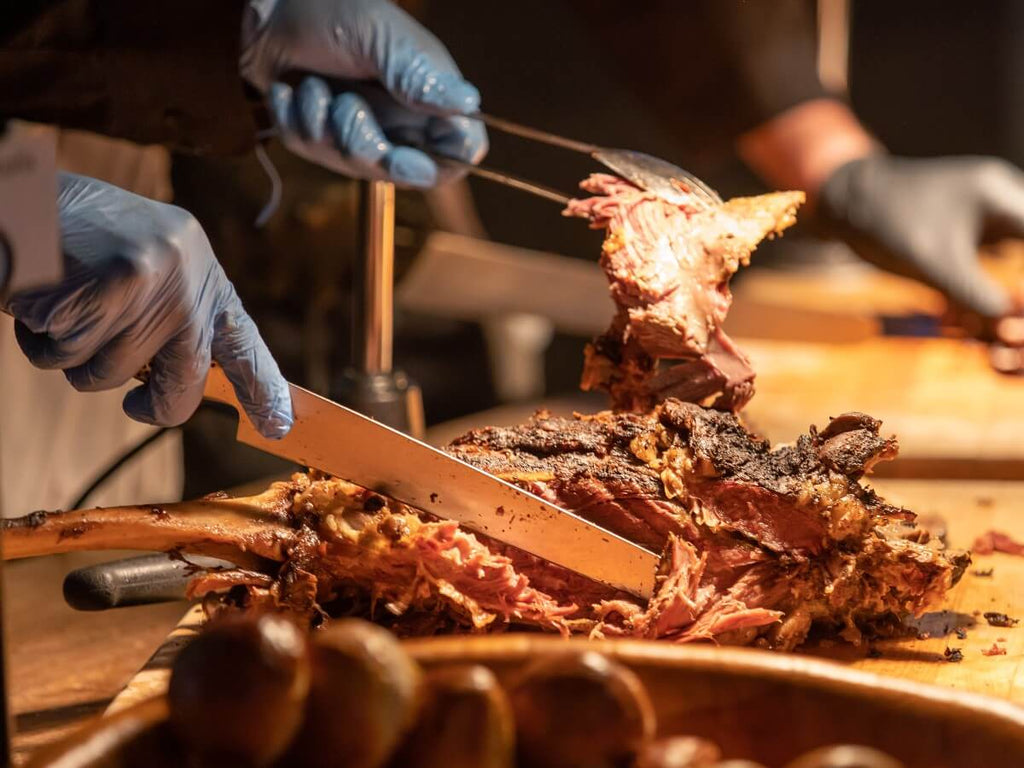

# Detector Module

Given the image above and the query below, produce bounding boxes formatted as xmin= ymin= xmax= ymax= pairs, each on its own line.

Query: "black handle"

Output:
xmin=62 ymin=553 xmax=228 ymax=611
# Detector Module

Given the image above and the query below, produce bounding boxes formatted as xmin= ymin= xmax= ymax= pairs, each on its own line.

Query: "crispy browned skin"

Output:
xmin=449 ymin=401 xmax=966 ymax=648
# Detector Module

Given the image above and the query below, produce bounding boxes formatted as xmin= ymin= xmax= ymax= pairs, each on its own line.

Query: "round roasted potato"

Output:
xmin=633 ymin=736 xmax=722 ymax=767
xmin=784 ymin=745 xmax=905 ymax=768
xmin=167 ymin=613 xmax=311 ymax=766
xmin=282 ymin=618 xmax=423 ymax=768
xmin=509 ymin=650 xmax=656 ymax=768
xmin=389 ymin=664 xmax=515 ymax=768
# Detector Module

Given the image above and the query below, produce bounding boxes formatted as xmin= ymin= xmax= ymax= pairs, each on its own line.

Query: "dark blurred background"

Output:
xmin=171 ymin=0 xmax=1024 ymax=494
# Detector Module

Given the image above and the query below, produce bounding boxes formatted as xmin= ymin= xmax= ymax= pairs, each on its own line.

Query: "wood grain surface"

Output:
xmin=803 ymin=478 xmax=1024 ymax=702
xmin=8 ymin=309 xmax=1024 ymax=760
xmin=3 ymin=551 xmax=185 ymax=762
xmin=743 ymin=337 xmax=1024 ymax=477
xmin=5 ymin=480 xmax=1023 ymax=761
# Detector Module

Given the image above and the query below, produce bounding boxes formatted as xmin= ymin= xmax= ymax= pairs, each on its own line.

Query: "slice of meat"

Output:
xmin=564 ymin=174 xmax=804 ymax=411
xmin=973 ymin=530 xmax=1024 ymax=556
xmin=3 ymin=402 xmax=967 ymax=651
xmin=450 ymin=401 xmax=966 ymax=649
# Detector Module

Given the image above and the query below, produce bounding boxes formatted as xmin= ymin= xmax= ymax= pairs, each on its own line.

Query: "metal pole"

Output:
xmin=816 ymin=0 xmax=851 ymax=94
xmin=355 ymin=180 xmax=395 ymax=375
xmin=335 ymin=180 xmax=424 ymax=438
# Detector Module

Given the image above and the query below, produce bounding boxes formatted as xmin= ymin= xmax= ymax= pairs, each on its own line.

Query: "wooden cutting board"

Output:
xmin=105 ymin=478 xmax=1024 ymax=712
xmin=741 ymin=337 xmax=1024 ymax=477
xmin=805 ymin=477 xmax=1024 ymax=701
xmin=425 ymin=334 xmax=1024 ymax=478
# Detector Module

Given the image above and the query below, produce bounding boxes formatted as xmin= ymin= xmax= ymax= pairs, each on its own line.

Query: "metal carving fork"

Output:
xmin=438 ymin=112 xmax=723 ymax=209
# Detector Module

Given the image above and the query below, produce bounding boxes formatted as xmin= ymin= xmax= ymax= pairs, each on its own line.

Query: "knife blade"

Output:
xmin=203 ymin=366 xmax=659 ymax=599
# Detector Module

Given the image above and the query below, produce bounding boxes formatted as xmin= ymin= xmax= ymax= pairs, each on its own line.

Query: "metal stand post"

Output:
xmin=334 ymin=180 xmax=424 ymax=438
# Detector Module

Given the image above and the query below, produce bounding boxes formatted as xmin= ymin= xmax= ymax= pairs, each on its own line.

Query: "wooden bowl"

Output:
xmin=404 ymin=635 xmax=1024 ymax=767
xmin=34 ymin=633 xmax=1024 ymax=767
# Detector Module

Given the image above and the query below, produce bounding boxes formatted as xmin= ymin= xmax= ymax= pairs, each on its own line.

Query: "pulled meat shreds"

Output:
xmin=592 ymin=537 xmax=784 ymax=643
xmin=972 ymin=530 xmax=1024 ymax=556
xmin=563 ymin=174 xmax=803 ymax=412
xmin=286 ymin=475 xmax=579 ymax=635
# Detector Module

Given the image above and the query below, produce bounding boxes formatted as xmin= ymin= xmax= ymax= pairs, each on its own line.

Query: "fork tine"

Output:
xmin=428 ymin=152 xmax=572 ymax=206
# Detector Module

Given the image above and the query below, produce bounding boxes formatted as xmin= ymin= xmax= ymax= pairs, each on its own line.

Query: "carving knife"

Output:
xmin=203 ymin=365 xmax=659 ymax=599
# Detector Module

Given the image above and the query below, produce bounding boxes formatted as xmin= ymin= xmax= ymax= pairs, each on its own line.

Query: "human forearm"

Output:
xmin=736 ymin=98 xmax=880 ymax=209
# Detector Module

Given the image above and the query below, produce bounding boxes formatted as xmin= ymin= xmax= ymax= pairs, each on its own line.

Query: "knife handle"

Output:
xmin=62 ymin=554 xmax=228 ymax=611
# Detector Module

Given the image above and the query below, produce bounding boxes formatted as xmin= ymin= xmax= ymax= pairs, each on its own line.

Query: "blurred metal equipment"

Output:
xmin=481 ymin=313 xmax=554 ymax=402
xmin=817 ymin=0 xmax=851 ymax=94
xmin=397 ymin=231 xmax=613 ymax=402
xmin=335 ymin=180 xmax=425 ymax=437
xmin=397 ymin=231 xmax=611 ymax=337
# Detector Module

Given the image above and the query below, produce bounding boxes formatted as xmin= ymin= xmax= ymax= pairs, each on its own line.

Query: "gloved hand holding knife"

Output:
xmin=3 ymin=0 xmax=488 ymax=435
xmin=4 ymin=173 xmax=294 ymax=439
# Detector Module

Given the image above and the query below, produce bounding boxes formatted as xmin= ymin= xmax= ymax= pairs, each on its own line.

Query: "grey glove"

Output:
xmin=818 ymin=154 xmax=1024 ymax=326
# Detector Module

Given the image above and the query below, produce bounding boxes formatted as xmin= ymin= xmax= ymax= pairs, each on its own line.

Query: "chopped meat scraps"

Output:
xmin=563 ymin=173 xmax=803 ymax=412
xmin=983 ymin=612 xmax=1019 ymax=628
xmin=972 ymin=530 xmax=1024 ymax=556
xmin=944 ymin=647 xmax=964 ymax=662
xmin=982 ymin=643 xmax=1008 ymax=657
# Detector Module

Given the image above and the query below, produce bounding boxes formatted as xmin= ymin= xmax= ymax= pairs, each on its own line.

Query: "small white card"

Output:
xmin=0 ymin=120 xmax=60 ymax=297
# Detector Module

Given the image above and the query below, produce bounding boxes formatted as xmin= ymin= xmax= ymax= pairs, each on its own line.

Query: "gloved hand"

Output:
xmin=3 ymin=173 xmax=293 ymax=438
xmin=817 ymin=154 xmax=1024 ymax=326
xmin=240 ymin=0 xmax=488 ymax=187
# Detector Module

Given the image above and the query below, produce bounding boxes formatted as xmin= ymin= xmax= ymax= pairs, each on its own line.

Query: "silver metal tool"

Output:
xmin=437 ymin=112 xmax=723 ymax=209
xmin=204 ymin=364 xmax=659 ymax=599
xmin=334 ymin=179 xmax=425 ymax=438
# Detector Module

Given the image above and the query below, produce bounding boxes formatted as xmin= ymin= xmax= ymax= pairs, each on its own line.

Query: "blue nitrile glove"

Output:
xmin=3 ymin=173 xmax=293 ymax=438
xmin=240 ymin=0 xmax=488 ymax=187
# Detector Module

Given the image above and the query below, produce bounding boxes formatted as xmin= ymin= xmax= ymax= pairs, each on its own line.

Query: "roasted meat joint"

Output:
xmin=1 ymin=176 xmax=968 ymax=652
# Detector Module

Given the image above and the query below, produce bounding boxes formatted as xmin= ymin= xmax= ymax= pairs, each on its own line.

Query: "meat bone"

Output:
xmin=0 ymin=483 xmax=297 ymax=573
